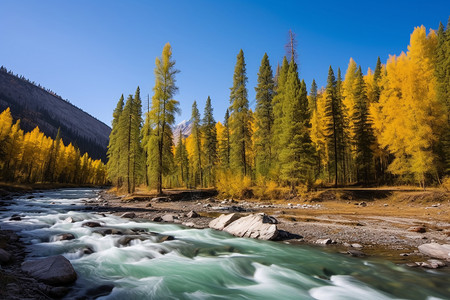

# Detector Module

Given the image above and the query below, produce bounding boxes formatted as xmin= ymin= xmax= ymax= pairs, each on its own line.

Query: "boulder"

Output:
xmin=158 ymin=235 xmax=175 ymax=242
xmin=63 ymin=217 xmax=75 ymax=223
xmin=351 ymin=243 xmax=363 ymax=249
xmin=187 ymin=211 xmax=199 ymax=218
xmin=152 ymin=197 xmax=170 ymax=202
xmin=418 ymin=243 xmax=450 ymax=261
xmin=9 ymin=215 xmax=22 ymax=221
xmin=161 ymin=214 xmax=177 ymax=222
xmin=22 ymin=255 xmax=77 ymax=285
xmin=53 ymin=233 xmax=75 ymax=242
xmin=183 ymin=222 xmax=197 ymax=228
xmin=316 ymin=238 xmax=333 ymax=245
xmin=223 ymin=213 xmax=279 ymax=240
xmin=209 ymin=213 xmax=240 ymax=230
xmin=82 ymin=221 xmax=102 ymax=228
xmin=0 ymin=248 xmax=12 ymax=264
xmin=120 ymin=212 xmax=136 ymax=219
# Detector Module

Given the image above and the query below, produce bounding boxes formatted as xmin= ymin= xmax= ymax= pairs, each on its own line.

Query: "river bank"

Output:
xmin=97 ymin=188 xmax=450 ymax=265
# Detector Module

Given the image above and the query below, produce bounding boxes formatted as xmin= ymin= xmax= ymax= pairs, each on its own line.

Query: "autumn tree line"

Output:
xmin=108 ymin=21 xmax=450 ymax=195
xmin=0 ymin=108 xmax=107 ymax=185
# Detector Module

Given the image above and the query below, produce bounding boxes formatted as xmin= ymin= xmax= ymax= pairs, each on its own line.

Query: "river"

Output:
xmin=1 ymin=188 xmax=449 ymax=299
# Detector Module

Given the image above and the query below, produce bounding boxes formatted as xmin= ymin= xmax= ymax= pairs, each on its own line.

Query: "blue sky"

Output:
xmin=1 ymin=0 xmax=449 ymax=127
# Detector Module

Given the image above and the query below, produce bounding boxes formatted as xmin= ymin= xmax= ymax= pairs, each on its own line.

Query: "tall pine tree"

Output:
xmin=353 ymin=66 xmax=374 ymax=183
xmin=148 ymin=43 xmax=180 ymax=194
xmin=279 ymin=60 xmax=315 ymax=190
xmin=190 ymin=101 xmax=203 ymax=187
xmin=202 ymin=96 xmax=217 ymax=186
xmin=229 ymin=49 xmax=252 ymax=176
xmin=254 ymin=53 xmax=275 ymax=178
xmin=106 ymin=95 xmax=124 ymax=187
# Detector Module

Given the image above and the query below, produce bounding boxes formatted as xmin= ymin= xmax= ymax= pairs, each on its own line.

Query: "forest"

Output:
xmin=106 ymin=21 xmax=449 ymax=196
xmin=0 ymin=108 xmax=107 ymax=185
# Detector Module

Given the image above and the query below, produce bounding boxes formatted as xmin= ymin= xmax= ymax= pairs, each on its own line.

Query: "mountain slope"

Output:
xmin=173 ymin=120 xmax=193 ymax=144
xmin=0 ymin=68 xmax=110 ymax=161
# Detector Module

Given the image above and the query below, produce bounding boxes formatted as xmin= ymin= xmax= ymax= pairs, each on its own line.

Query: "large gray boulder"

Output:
xmin=223 ymin=213 xmax=279 ymax=240
xmin=22 ymin=255 xmax=77 ymax=285
xmin=209 ymin=213 xmax=240 ymax=230
xmin=418 ymin=243 xmax=450 ymax=261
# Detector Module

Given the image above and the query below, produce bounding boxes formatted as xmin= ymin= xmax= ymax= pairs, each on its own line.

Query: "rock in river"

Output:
xmin=418 ymin=243 xmax=450 ymax=261
xmin=223 ymin=213 xmax=279 ymax=240
xmin=22 ymin=255 xmax=77 ymax=285
xmin=209 ymin=213 xmax=240 ymax=230
xmin=82 ymin=221 xmax=102 ymax=228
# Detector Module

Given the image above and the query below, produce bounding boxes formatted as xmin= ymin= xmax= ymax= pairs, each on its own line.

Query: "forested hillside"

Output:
xmin=108 ymin=21 xmax=450 ymax=195
xmin=0 ymin=68 xmax=111 ymax=161
xmin=0 ymin=108 xmax=106 ymax=184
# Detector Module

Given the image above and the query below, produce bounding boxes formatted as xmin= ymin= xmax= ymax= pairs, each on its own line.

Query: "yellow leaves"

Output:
xmin=0 ymin=107 xmax=106 ymax=184
xmin=372 ymin=26 xmax=445 ymax=182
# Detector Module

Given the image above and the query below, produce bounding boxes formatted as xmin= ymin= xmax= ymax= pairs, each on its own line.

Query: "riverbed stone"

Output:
xmin=0 ymin=248 xmax=12 ymax=264
xmin=408 ymin=226 xmax=426 ymax=233
xmin=223 ymin=213 xmax=279 ymax=240
xmin=418 ymin=243 xmax=450 ymax=260
xmin=187 ymin=210 xmax=199 ymax=218
xmin=415 ymin=259 xmax=447 ymax=269
xmin=64 ymin=217 xmax=75 ymax=223
xmin=161 ymin=214 xmax=177 ymax=222
xmin=82 ymin=221 xmax=102 ymax=228
xmin=120 ymin=212 xmax=136 ymax=219
xmin=54 ymin=233 xmax=75 ymax=241
xmin=316 ymin=238 xmax=333 ymax=245
xmin=22 ymin=255 xmax=77 ymax=285
xmin=209 ymin=213 xmax=240 ymax=230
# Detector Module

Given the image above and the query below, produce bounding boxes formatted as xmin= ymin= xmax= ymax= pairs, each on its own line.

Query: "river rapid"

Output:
xmin=1 ymin=188 xmax=449 ymax=299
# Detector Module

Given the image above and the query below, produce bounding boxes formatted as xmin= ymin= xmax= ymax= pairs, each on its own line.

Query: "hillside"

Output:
xmin=0 ymin=67 xmax=110 ymax=161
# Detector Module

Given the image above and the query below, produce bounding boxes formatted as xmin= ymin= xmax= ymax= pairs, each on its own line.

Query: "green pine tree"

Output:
xmin=148 ymin=43 xmax=180 ymax=195
xmin=218 ymin=109 xmax=231 ymax=169
xmin=271 ymin=56 xmax=289 ymax=179
xmin=324 ymin=66 xmax=341 ymax=187
xmin=353 ymin=66 xmax=374 ymax=183
xmin=202 ymin=96 xmax=217 ymax=186
xmin=190 ymin=100 xmax=203 ymax=187
xmin=229 ymin=49 xmax=252 ymax=176
xmin=279 ymin=60 xmax=315 ymax=190
xmin=174 ymin=130 xmax=190 ymax=188
xmin=254 ymin=53 xmax=275 ymax=178
xmin=372 ymin=56 xmax=382 ymax=103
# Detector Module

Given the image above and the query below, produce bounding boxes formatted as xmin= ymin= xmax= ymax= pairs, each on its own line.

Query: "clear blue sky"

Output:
xmin=1 ymin=0 xmax=449 ymax=127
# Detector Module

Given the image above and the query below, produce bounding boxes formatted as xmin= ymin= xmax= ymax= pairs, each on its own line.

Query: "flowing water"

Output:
xmin=1 ymin=189 xmax=449 ymax=300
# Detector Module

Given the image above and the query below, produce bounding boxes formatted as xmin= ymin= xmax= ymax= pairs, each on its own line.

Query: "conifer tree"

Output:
xmin=353 ymin=66 xmax=374 ymax=183
xmin=229 ymin=49 xmax=252 ymax=176
xmin=106 ymin=94 xmax=124 ymax=187
xmin=254 ymin=53 xmax=275 ymax=178
xmin=271 ymin=56 xmax=289 ymax=178
xmin=141 ymin=95 xmax=152 ymax=186
xmin=279 ymin=60 xmax=315 ymax=189
xmin=324 ymin=66 xmax=340 ymax=187
xmin=174 ymin=130 xmax=189 ymax=187
xmin=202 ymin=96 xmax=217 ymax=186
xmin=435 ymin=21 xmax=450 ymax=175
xmin=148 ymin=43 xmax=179 ymax=194
xmin=190 ymin=101 xmax=203 ymax=187
xmin=218 ymin=109 xmax=231 ymax=169
xmin=309 ymin=79 xmax=318 ymax=112
xmin=131 ymin=86 xmax=144 ymax=192
xmin=372 ymin=57 xmax=382 ymax=103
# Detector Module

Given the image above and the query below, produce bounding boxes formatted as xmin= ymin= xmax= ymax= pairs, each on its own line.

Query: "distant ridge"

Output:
xmin=173 ymin=119 xmax=193 ymax=144
xmin=0 ymin=67 xmax=111 ymax=161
